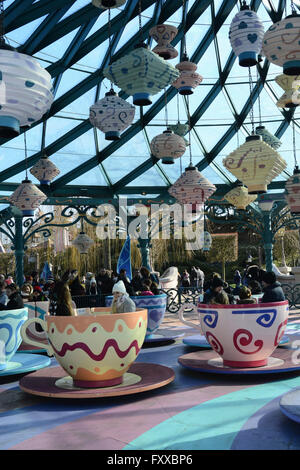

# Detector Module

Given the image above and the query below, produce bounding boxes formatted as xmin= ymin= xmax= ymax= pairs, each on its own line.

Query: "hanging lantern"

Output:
xmin=103 ymin=45 xmax=180 ymax=106
xmin=225 ymin=183 xmax=257 ymax=210
xmin=201 ymin=231 xmax=212 ymax=252
xmin=258 ymin=199 xmax=274 ymax=212
xmin=255 ymin=125 xmax=282 ymax=149
xmin=92 ymin=0 xmax=126 ymax=8
xmin=30 ymin=154 xmax=60 ymax=186
xmin=89 ymin=89 xmax=135 ymax=140
xmin=150 ymin=128 xmax=186 ymax=164
xmin=285 ymin=166 xmax=300 ymax=214
xmin=262 ymin=12 xmax=300 ymax=75
xmin=9 ymin=178 xmax=47 ymax=216
xmin=229 ymin=2 xmax=264 ymax=67
xmin=0 ymin=45 xmax=53 ymax=138
xmin=72 ymin=232 xmax=94 ymax=254
xmin=168 ymin=163 xmax=216 ymax=205
xmin=223 ymin=135 xmax=287 ymax=194
xmin=275 ymin=74 xmax=300 ymax=108
xmin=149 ymin=24 xmax=178 ymax=60
xmin=168 ymin=122 xmax=189 ymax=146
xmin=172 ymin=54 xmax=203 ymax=95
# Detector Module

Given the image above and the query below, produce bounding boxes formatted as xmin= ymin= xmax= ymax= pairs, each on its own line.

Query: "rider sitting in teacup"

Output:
xmin=111 ymin=281 xmax=136 ymax=313
xmin=0 ymin=283 xmax=24 ymax=310
xmin=260 ymin=271 xmax=285 ymax=303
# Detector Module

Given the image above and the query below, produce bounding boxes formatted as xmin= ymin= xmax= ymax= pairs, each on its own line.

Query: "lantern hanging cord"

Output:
xmin=0 ymin=0 xmax=5 ymax=45
xmin=248 ymin=67 xmax=255 ymax=135
xmin=24 ymin=132 xmax=28 ymax=180
xmin=164 ymin=88 xmax=169 ymax=127
xmin=138 ymin=0 xmax=143 ymax=44
xmin=108 ymin=8 xmax=113 ymax=90
xmin=256 ymin=68 xmax=262 ymax=127
xmin=292 ymin=120 xmax=298 ymax=168
xmin=80 ymin=215 xmax=84 ymax=232
xmin=291 ymin=1 xmax=297 ymax=15
xmin=187 ymin=95 xmax=193 ymax=165
xmin=182 ymin=0 xmax=187 ymax=57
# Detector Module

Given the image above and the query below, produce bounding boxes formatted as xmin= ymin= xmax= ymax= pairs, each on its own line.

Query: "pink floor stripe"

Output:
xmin=10 ymin=384 xmax=252 ymax=450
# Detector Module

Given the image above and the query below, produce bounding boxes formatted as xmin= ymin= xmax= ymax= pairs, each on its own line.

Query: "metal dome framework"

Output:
xmin=0 ymin=0 xmax=300 ymax=206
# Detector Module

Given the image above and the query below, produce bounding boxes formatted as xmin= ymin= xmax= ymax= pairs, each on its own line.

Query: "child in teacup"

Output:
xmin=111 ymin=281 xmax=136 ymax=313
xmin=209 ymin=291 xmax=229 ymax=305
xmin=236 ymin=286 xmax=256 ymax=304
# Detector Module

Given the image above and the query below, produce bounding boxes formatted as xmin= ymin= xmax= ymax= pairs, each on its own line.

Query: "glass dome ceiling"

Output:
xmin=1 ymin=0 xmax=300 ymax=205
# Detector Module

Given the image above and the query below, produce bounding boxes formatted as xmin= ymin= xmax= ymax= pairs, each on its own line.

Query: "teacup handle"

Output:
xmin=21 ymin=318 xmax=54 ymax=356
xmin=178 ymin=303 xmax=202 ymax=331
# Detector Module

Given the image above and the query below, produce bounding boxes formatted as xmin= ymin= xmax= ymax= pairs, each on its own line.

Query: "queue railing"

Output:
xmin=71 ymin=283 xmax=300 ymax=313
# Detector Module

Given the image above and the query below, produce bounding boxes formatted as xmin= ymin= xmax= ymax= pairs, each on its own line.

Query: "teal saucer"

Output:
xmin=0 ymin=353 xmax=51 ymax=377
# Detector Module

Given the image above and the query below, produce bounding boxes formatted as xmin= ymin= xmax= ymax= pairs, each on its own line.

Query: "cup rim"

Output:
xmin=44 ymin=308 xmax=148 ymax=319
xmin=197 ymin=300 xmax=288 ymax=309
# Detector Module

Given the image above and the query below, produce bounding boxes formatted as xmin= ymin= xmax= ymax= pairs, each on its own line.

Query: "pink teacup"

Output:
xmin=179 ymin=301 xmax=289 ymax=368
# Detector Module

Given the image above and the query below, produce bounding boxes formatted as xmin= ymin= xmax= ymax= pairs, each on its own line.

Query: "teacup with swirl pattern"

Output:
xmin=179 ymin=301 xmax=289 ymax=368
xmin=0 ymin=307 xmax=28 ymax=370
xmin=21 ymin=309 xmax=148 ymax=387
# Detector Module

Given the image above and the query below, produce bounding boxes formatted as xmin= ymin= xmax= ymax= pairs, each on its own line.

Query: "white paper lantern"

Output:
xmin=89 ymin=90 xmax=135 ymax=140
xmin=275 ymin=74 xmax=300 ymax=108
xmin=285 ymin=166 xmax=300 ymax=214
xmin=229 ymin=4 xmax=264 ymax=67
xmin=255 ymin=125 xmax=282 ymax=149
xmin=262 ymin=13 xmax=300 ymax=75
xmin=30 ymin=155 xmax=60 ymax=185
xmin=223 ymin=135 xmax=287 ymax=194
xmin=149 ymin=24 xmax=178 ymax=60
xmin=92 ymin=0 xmax=126 ymax=8
xmin=150 ymin=128 xmax=186 ymax=164
xmin=72 ymin=232 xmax=94 ymax=254
xmin=258 ymin=199 xmax=274 ymax=211
xmin=200 ymin=231 xmax=212 ymax=252
xmin=168 ymin=164 xmax=216 ymax=205
xmin=225 ymin=184 xmax=257 ymax=210
xmin=172 ymin=56 xmax=203 ymax=95
xmin=9 ymin=179 xmax=47 ymax=216
xmin=0 ymin=48 xmax=53 ymax=138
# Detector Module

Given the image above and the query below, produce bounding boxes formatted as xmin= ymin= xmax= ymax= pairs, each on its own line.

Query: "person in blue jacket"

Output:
xmin=260 ymin=271 xmax=285 ymax=303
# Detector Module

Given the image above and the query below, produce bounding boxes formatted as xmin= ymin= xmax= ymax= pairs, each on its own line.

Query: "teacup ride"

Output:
xmin=0 ymin=307 xmax=50 ymax=378
xmin=105 ymin=293 xmax=178 ymax=346
xmin=18 ymin=301 xmax=50 ymax=353
xmin=180 ymin=302 xmax=289 ymax=350
xmin=177 ymin=300 xmax=297 ymax=375
xmin=19 ymin=308 xmax=175 ymax=398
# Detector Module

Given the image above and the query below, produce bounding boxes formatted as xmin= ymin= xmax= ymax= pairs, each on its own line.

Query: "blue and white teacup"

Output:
xmin=0 ymin=307 xmax=28 ymax=370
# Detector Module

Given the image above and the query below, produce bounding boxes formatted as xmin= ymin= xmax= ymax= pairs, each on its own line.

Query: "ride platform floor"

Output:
xmin=1 ymin=309 xmax=300 ymax=453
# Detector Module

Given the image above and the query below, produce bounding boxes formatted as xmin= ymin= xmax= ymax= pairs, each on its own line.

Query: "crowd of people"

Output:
xmin=0 ymin=266 xmax=162 ymax=312
xmin=0 ymin=263 xmax=286 ymax=312
xmin=202 ymin=268 xmax=285 ymax=305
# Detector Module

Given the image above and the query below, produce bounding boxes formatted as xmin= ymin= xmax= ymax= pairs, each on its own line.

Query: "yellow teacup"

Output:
xmin=21 ymin=309 xmax=148 ymax=388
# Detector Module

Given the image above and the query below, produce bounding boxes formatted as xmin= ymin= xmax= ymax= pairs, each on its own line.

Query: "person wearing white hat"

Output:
xmin=111 ymin=281 xmax=136 ymax=313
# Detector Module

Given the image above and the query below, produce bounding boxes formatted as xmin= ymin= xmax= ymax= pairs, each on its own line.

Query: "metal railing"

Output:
xmin=72 ymin=294 xmax=105 ymax=309
xmin=161 ymin=287 xmax=203 ymax=313
xmin=72 ymin=283 xmax=300 ymax=313
xmin=281 ymin=283 xmax=300 ymax=309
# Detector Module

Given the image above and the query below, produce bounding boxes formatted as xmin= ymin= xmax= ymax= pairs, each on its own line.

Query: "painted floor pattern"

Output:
xmin=1 ymin=318 xmax=300 ymax=450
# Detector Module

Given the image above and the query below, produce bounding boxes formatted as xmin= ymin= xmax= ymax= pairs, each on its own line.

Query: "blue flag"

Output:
xmin=41 ymin=261 xmax=53 ymax=281
xmin=117 ymin=235 xmax=132 ymax=281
